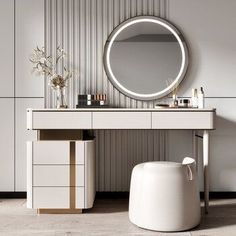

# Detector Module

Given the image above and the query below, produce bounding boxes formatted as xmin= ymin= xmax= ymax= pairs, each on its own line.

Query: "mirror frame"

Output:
xmin=103 ymin=16 xmax=189 ymax=101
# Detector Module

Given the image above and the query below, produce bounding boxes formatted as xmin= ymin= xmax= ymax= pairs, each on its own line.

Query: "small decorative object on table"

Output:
xmin=198 ymin=87 xmax=205 ymax=108
xmin=29 ymin=46 xmax=73 ymax=108
xmin=191 ymin=88 xmax=198 ymax=108
xmin=76 ymin=94 xmax=109 ymax=108
xmin=166 ymin=79 xmax=178 ymax=108
xmin=179 ymin=99 xmax=190 ymax=108
xmin=155 ymin=103 xmax=169 ymax=109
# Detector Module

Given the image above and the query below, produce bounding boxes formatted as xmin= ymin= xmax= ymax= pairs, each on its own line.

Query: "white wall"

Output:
xmin=0 ymin=0 xmax=44 ymax=191
xmin=167 ymin=0 xmax=236 ymax=191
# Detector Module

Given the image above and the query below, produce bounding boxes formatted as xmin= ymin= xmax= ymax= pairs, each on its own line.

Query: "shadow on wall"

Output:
xmin=215 ymin=115 xmax=236 ymax=135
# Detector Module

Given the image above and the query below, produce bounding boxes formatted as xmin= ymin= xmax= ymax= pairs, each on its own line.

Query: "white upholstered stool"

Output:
xmin=129 ymin=157 xmax=200 ymax=232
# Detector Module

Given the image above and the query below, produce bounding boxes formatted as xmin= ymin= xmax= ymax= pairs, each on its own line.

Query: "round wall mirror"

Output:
xmin=104 ymin=16 xmax=188 ymax=100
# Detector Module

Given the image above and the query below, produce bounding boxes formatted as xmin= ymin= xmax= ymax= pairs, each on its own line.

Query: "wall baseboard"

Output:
xmin=97 ymin=192 xmax=236 ymax=199
xmin=200 ymin=192 xmax=236 ymax=199
xmin=96 ymin=192 xmax=130 ymax=199
xmin=0 ymin=192 xmax=26 ymax=198
xmin=1 ymin=191 xmax=236 ymax=199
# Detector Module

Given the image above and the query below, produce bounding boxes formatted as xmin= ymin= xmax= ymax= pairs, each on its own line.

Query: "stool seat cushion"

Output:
xmin=129 ymin=158 xmax=201 ymax=232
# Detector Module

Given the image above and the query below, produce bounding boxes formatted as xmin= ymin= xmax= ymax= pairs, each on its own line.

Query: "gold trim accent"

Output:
xmin=70 ymin=142 xmax=76 ymax=209
xmin=37 ymin=209 xmax=82 ymax=214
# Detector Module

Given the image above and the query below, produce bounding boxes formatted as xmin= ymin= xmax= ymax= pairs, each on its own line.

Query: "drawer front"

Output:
xmin=152 ymin=112 xmax=215 ymax=129
xmin=76 ymin=187 xmax=85 ymax=209
xmin=33 ymin=187 xmax=69 ymax=209
xmin=93 ymin=112 xmax=151 ymax=129
xmin=33 ymin=141 xmax=69 ymax=164
xmin=32 ymin=111 xmax=92 ymax=129
xmin=76 ymin=165 xmax=84 ymax=187
xmin=33 ymin=165 xmax=69 ymax=187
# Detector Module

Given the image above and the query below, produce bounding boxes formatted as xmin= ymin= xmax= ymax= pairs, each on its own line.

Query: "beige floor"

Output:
xmin=0 ymin=198 xmax=236 ymax=236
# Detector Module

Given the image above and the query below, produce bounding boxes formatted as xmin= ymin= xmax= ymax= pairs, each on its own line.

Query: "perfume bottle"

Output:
xmin=170 ymin=94 xmax=178 ymax=108
xmin=191 ymin=88 xmax=198 ymax=108
xmin=198 ymin=87 xmax=205 ymax=109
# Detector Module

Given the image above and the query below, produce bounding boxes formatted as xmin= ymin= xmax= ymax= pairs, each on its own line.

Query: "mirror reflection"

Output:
xmin=104 ymin=16 xmax=189 ymax=100
xmin=109 ymin=21 xmax=182 ymax=95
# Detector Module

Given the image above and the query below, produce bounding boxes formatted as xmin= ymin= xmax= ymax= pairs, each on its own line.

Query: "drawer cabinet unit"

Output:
xmin=27 ymin=140 xmax=95 ymax=211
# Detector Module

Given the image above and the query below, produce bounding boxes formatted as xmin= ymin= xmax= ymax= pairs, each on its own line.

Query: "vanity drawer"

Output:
xmin=76 ymin=165 xmax=85 ymax=187
xmin=33 ymin=187 xmax=69 ymax=209
xmin=92 ymin=112 xmax=151 ymax=129
xmin=32 ymin=111 xmax=92 ymax=129
xmin=76 ymin=187 xmax=85 ymax=209
xmin=152 ymin=112 xmax=215 ymax=129
xmin=33 ymin=141 xmax=70 ymax=164
xmin=33 ymin=165 xmax=69 ymax=187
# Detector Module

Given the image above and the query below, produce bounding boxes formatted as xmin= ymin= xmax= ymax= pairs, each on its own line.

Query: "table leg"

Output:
xmin=192 ymin=130 xmax=198 ymax=171
xmin=203 ymin=130 xmax=210 ymax=214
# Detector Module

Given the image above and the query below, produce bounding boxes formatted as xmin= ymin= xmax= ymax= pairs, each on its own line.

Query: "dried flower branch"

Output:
xmin=29 ymin=46 xmax=73 ymax=90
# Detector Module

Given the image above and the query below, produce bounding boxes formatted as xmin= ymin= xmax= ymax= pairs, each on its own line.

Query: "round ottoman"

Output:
xmin=129 ymin=157 xmax=200 ymax=232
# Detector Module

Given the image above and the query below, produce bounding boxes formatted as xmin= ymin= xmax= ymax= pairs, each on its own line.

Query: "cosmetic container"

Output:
xmin=179 ymin=99 xmax=190 ymax=108
xmin=198 ymin=87 xmax=205 ymax=109
xmin=191 ymin=89 xmax=198 ymax=108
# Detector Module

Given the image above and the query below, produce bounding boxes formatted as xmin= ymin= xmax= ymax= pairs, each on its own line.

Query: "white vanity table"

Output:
xmin=27 ymin=108 xmax=215 ymax=213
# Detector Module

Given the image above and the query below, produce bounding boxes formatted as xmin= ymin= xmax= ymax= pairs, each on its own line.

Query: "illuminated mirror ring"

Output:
xmin=104 ymin=16 xmax=189 ymax=101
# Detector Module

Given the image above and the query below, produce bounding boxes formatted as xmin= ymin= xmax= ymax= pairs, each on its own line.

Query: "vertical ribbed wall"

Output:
xmin=45 ymin=0 xmax=169 ymax=191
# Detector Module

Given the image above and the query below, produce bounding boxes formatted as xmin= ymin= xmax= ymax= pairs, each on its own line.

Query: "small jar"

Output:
xmin=179 ymin=99 xmax=190 ymax=108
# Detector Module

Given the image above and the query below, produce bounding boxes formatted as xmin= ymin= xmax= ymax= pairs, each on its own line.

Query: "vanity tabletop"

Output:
xmin=28 ymin=108 xmax=216 ymax=112
xmin=27 ymin=107 xmax=216 ymax=130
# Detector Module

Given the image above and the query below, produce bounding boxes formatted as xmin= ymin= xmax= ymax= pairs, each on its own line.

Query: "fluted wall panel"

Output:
xmin=45 ymin=0 xmax=168 ymax=191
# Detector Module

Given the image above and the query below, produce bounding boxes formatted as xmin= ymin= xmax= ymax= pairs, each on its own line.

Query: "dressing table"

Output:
xmin=27 ymin=107 xmax=215 ymax=214
xmin=27 ymin=15 xmax=215 ymax=214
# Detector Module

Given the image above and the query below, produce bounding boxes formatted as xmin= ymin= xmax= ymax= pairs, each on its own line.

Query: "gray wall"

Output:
xmin=45 ymin=0 xmax=236 ymax=191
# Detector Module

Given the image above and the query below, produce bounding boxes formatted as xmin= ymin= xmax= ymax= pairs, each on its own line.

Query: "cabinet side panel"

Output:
xmin=76 ymin=141 xmax=85 ymax=164
xmin=84 ymin=140 xmax=96 ymax=208
xmin=27 ymin=142 xmax=33 ymax=208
